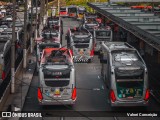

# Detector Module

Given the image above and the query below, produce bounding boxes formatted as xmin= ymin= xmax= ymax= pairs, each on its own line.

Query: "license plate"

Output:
xmin=127 ymin=96 xmax=133 ymax=99
xmin=52 ymin=72 xmax=62 ymax=75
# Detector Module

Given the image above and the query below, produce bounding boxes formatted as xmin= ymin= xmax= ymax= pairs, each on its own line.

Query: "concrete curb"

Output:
xmin=0 ymin=55 xmax=36 ymax=120
xmin=6 ymin=17 xmax=45 ymax=120
xmin=8 ymin=55 xmax=36 ymax=120
xmin=0 ymin=15 xmax=47 ymax=120
xmin=0 ymin=47 xmax=31 ymax=112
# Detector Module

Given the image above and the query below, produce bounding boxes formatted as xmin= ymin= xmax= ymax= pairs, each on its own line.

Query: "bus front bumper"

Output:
xmin=39 ymin=99 xmax=76 ymax=105
xmin=60 ymin=14 xmax=68 ymax=17
xmin=111 ymin=100 xmax=149 ymax=107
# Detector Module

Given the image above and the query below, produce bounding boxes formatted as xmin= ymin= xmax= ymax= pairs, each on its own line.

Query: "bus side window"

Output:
xmin=4 ymin=46 xmax=11 ymax=67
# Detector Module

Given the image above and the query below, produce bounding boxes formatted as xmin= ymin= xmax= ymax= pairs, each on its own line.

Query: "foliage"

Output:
xmin=0 ymin=0 xmax=10 ymax=3
xmin=66 ymin=0 xmax=107 ymax=12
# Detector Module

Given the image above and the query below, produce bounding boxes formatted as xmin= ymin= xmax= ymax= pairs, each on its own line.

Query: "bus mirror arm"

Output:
xmin=65 ymin=35 xmax=68 ymax=40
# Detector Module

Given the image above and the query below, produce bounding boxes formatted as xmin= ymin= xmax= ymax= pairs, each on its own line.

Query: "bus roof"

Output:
xmin=43 ymin=48 xmax=68 ymax=54
xmin=103 ymin=42 xmax=135 ymax=51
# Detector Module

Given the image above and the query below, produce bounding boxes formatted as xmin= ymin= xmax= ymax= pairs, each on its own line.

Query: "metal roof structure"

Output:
xmin=110 ymin=0 xmax=160 ymax=2
xmin=87 ymin=2 xmax=160 ymax=51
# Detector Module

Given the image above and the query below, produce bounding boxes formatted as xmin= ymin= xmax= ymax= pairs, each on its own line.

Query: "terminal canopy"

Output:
xmin=110 ymin=0 xmax=160 ymax=2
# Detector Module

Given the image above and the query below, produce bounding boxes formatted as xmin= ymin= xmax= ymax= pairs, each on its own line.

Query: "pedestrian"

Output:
xmin=16 ymin=41 xmax=22 ymax=55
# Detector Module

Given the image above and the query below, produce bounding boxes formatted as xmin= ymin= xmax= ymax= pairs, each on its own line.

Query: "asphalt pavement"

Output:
xmin=21 ymin=18 xmax=160 ymax=120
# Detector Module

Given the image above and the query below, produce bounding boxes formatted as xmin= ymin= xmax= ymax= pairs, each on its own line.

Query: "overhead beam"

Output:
xmin=87 ymin=3 xmax=160 ymax=51
xmin=110 ymin=0 xmax=160 ymax=2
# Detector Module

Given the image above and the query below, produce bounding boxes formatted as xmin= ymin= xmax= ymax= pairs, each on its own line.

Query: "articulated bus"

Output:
xmin=46 ymin=16 xmax=61 ymax=27
xmin=0 ymin=35 xmax=11 ymax=81
xmin=66 ymin=27 xmax=94 ymax=63
xmin=35 ymin=28 xmax=62 ymax=72
xmin=77 ymin=6 xmax=86 ymax=20
xmin=68 ymin=5 xmax=77 ymax=18
xmin=93 ymin=26 xmax=113 ymax=53
xmin=38 ymin=48 xmax=76 ymax=105
xmin=59 ymin=7 xmax=68 ymax=17
xmin=1 ymin=27 xmax=24 ymax=59
xmin=42 ymin=24 xmax=62 ymax=44
xmin=83 ymin=13 xmax=99 ymax=35
xmin=100 ymin=42 xmax=149 ymax=107
xmin=35 ymin=37 xmax=61 ymax=72
xmin=28 ymin=7 xmax=40 ymax=24
xmin=46 ymin=16 xmax=63 ymax=35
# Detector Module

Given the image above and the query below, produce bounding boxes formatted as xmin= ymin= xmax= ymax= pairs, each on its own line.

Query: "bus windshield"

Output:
xmin=68 ymin=8 xmax=77 ymax=13
xmin=44 ymin=50 xmax=72 ymax=65
xmin=60 ymin=8 xmax=67 ymax=12
xmin=39 ymin=44 xmax=60 ymax=52
xmin=74 ymin=44 xmax=89 ymax=48
xmin=48 ymin=20 xmax=59 ymax=25
xmin=42 ymin=32 xmax=58 ymax=38
xmin=73 ymin=35 xmax=90 ymax=43
xmin=96 ymin=30 xmax=111 ymax=39
xmin=86 ymin=18 xmax=97 ymax=24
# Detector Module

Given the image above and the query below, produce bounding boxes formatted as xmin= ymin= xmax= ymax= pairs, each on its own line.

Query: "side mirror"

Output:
xmin=65 ymin=35 xmax=68 ymax=40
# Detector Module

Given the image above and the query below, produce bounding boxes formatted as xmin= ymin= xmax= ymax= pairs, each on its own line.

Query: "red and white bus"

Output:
xmin=59 ymin=7 xmax=68 ymax=17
